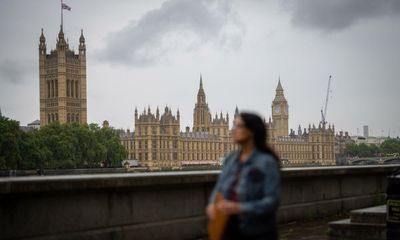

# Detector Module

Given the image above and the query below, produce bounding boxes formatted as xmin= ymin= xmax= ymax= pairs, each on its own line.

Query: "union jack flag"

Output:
xmin=62 ymin=2 xmax=71 ymax=11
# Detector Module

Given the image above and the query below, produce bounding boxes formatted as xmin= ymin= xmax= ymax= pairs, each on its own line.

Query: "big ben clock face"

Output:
xmin=274 ymin=105 xmax=280 ymax=114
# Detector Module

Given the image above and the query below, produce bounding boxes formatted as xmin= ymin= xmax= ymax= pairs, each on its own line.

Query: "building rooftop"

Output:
xmin=27 ymin=119 xmax=40 ymax=126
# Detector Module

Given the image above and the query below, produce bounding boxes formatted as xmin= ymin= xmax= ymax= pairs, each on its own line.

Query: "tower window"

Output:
xmin=55 ymin=80 xmax=58 ymax=97
xmin=51 ymin=80 xmax=54 ymax=98
xmin=75 ymin=81 xmax=78 ymax=98
xmin=71 ymin=80 xmax=74 ymax=98
xmin=67 ymin=80 xmax=70 ymax=97
xmin=47 ymin=81 xmax=50 ymax=98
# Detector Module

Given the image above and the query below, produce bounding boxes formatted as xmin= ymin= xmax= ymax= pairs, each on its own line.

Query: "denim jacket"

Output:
xmin=208 ymin=149 xmax=281 ymax=235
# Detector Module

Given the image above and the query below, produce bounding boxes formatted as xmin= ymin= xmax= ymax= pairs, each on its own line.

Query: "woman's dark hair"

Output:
xmin=239 ymin=112 xmax=280 ymax=164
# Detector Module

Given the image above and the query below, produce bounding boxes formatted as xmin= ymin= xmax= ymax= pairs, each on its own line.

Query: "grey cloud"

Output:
xmin=0 ymin=59 xmax=36 ymax=84
xmin=97 ymin=0 xmax=245 ymax=66
xmin=283 ymin=0 xmax=400 ymax=31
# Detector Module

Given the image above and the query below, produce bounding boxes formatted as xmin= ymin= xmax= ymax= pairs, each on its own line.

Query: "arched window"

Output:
xmin=70 ymin=80 xmax=74 ymax=98
xmin=67 ymin=113 xmax=70 ymax=122
xmin=75 ymin=81 xmax=78 ymax=98
xmin=48 ymin=114 xmax=51 ymax=123
xmin=51 ymin=113 xmax=54 ymax=122
xmin=55 ymin=113 xmax=58 ymax=121
xmin=76 ymin=113 xmax=79 ymax=123
xmin=51 ymin=80 xmax=54 ymax=98
xmin=47 ymin=81 xmax=50 ymax=98
xmin=67 ymin=80 xmax=70 ymax=97
xmin=71 ymin=113 xmax=74 ymax=122
xmin=55 ymin=80 xmax=58 ymax=97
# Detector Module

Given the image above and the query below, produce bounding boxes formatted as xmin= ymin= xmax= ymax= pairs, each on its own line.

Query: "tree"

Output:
xmin=345 ymin=143 xmax=378 ymax=157
xmin=93 ymin=125 xmax=126 ymax=167
xmin=0 ymin=116 xmax=24 ymax=169
xmin=380 ymin=138 xmax=400 ymax=154
xmin=344 ymin=143 xmax=359 ymax=157
xmin=344 ymin=138 xmax=400 ymax=158
xmin=0 ymin=117 xmax=127 ymax=170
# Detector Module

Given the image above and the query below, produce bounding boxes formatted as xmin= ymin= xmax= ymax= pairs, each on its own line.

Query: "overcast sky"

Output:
xmin=1 ymin=0 xmax=399 ymax=137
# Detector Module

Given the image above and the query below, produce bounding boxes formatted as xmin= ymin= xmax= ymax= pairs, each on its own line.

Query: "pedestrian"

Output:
xmin=207 ymin=112 xmax=281 ymax=240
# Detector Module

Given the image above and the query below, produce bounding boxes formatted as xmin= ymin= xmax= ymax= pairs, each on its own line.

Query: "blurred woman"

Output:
xmin=206 ymin=112 xmax=281 ymax=240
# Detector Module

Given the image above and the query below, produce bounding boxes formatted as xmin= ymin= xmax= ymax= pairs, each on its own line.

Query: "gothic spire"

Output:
xmin=276 ymin=78 xmax=283 ymax=93
xmin=197 ymin=74 xmax=206 ymax=103
xmin=273 ymin=77 xmax=286 ymax=102
xmin=58 ymin=24 xmax=65 ymax=40
xmin=39 ymin=28 xmax=46 ymax=54
xmin=56 ymin=24 xmax=67 ymax=50
xmin=156 ymin=106 xmax=160 ymax=119
xmin=234 ymin=105 xmax=239 ymax=117
xmin=200 ymin=73 xmax=203 ymax=89
xmin=79 ymin=29 xmax=85 ymax=43
xmin=40 ymin=28 xmax=45 ymax=43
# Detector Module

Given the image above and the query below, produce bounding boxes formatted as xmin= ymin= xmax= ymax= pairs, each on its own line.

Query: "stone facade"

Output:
xmin=120 ymin=76 xmax=335 ymax=168
xmin=121 ymin=76 xmax=235 ymax=169
xmin=267 ymin=80 xmax=336 ymax=165
xmin=39 ymin=26 xmax=87 ymax=126
xmin=1 ymin=165 xmax=393 ymax=240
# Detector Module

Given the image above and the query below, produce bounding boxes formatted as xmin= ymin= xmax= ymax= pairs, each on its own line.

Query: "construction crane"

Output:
xmin=320 ymin=75 xmax=332 ymax=126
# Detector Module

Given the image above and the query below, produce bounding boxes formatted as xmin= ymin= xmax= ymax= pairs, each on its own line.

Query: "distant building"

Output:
xmin=20 ymin=120 xmax=41 ymax=133
xmin=39 ymin=25 xmax=87 ymax=126
xmin=363 ymin=125 xmax=369 ymax=138
xmin=119 ymin=128 xmax=135 ymax=158
xmin=335 ymin=131 xmax=354 ymax=155
xmin=28 ymin=120 xmax=41 ymax=129
xmin=119 ymin=76 xmax=336 ymax=168
xmin=351 ymin=136 xmax=387 ymax=146
xmin=102 ymin=120 xmax=110 ymax=128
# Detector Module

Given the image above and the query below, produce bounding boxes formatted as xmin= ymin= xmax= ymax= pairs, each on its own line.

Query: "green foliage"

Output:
xmin=380 ymin=138 xmax=400 ymax=154
xmin=344 ymin=138 xmax=400 ymax=157
xmin=0 ymin=116 xmax=24 ymax=169
xmin=0 ymin=117 xmax=127 ymax=170
xmin=344 ymin=143 xmax=357 ymax=157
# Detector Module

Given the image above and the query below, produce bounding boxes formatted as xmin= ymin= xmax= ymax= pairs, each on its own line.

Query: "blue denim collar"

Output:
xmin=235 ymin=148 xmax=260 ymax=166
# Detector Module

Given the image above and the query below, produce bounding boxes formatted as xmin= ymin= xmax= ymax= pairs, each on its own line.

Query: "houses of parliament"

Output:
xmin=120 ymin=76 xmax=335 ymax=168
xmin=37 ymin=26 xmax=334 ymax=168
xmin=119 ymin=76 xmax=235 ymax=169
xmin=39 ymin=26 xmax=87 ymax=126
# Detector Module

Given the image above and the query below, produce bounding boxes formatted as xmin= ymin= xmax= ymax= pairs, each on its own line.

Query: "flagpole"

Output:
xmin=61 ymin=0 xmax=63 ymax=30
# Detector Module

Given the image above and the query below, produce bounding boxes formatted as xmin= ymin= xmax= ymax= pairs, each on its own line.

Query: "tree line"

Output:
xmin=0 ymin=115 xmax=127 ymax=170
xmin=344 ymin=138 xmax=400 ymax=158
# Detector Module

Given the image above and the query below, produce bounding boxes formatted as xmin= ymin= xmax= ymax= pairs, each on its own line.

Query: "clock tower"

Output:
xmin=271 ymin=79 xmax=289 ymax=137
